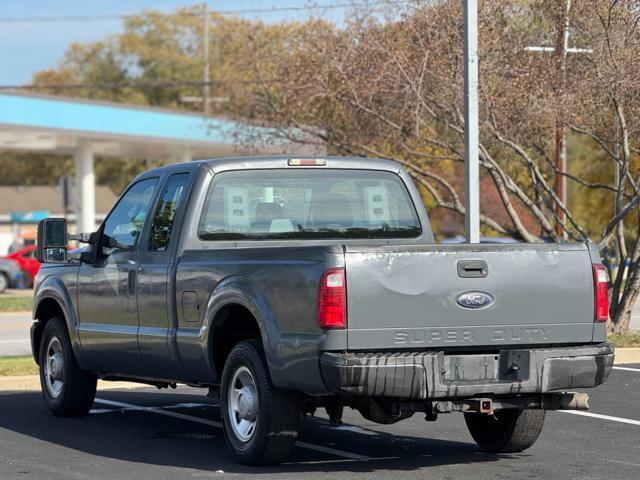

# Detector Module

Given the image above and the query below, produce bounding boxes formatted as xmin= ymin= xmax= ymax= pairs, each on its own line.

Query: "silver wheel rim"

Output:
xmin=227 ymin=365 xmax=259 ymax=442
xmin=44 ymin=337 xmax=64 ymax=398
xmin=0 ymin=274 xmax=7 ymax=292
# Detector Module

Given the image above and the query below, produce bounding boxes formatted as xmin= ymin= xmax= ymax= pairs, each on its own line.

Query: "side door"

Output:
xmin=77 ymin=177 xmax=159 ymax=375
xmin=137 ymin=172 xmax=192 ymax=379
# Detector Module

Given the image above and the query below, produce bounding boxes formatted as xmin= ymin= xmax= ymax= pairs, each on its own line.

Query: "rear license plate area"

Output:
xmin=498 ymin=350 xmax=530 ymax=382
xmin=442 ymin=350 xmax=530 ymax=383
xmin=443 ymin=354 xmax=500 ymax=383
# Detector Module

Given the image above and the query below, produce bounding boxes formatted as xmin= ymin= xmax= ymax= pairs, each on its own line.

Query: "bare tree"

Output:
xmin=232 ymin=0 xmax=640 ymax=333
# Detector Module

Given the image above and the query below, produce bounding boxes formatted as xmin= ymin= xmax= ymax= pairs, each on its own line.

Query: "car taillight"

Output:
xmin=593 ymin=264 xmax=609 ymax=322
xmin=318 ymin=268 xmax=346 ymax=329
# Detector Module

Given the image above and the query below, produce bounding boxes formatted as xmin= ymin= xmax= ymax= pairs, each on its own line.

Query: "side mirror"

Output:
xmin=75 ymin=232 xmax=98 ymax=264
xmin=36 ymin=218 xmax=68 ymax=263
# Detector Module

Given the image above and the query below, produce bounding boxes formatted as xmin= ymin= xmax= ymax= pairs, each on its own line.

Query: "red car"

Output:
xmin=5 ymin=245 xmax=40 ymax=287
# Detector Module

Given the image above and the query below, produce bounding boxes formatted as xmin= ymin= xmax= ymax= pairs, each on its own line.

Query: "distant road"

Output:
xmin=0 ymin=293 xmax=637 ymax=359
xmin=0 ymin=312 xmax=31 ymax=357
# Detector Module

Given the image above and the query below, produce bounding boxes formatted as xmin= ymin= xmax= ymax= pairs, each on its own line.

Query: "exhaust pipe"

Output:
xmin=541 ymin=392 xmax=589 ymax=411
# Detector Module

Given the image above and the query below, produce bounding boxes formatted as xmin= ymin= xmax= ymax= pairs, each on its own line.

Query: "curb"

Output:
xmin=614 ymin=347 xmax=640 ymax=365
xmin=0 ymin=375 xmax=148 ymax=392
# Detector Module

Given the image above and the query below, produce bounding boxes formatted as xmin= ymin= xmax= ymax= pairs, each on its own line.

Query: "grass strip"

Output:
xmin=0 ymin=355 xmax=38 ymax=377
xmin=0 ymin=296 xmax=32 ymax=312
xmin=608 ymin=332 xmax=640 ymax=348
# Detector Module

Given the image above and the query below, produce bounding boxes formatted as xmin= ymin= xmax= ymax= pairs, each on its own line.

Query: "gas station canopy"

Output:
xmin=0 ymin=92 xmax=315 ymax=233
xmin=0 ymin=92 xmax=249 ymax=159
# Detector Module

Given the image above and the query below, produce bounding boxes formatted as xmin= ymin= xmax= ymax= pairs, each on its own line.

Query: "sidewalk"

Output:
xmin=0 ymin=376 xmax=148 ymax=391
xmin=612 ymin=347 xmax=640 ymax=364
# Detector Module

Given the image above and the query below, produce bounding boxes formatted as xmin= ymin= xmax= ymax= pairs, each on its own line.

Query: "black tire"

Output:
xmin=220 ymin=340 xmax=301 ymax=465
xmin=0 ymin=272 xmax=8 ymax=293
xmin=464 ymin=409 xmax=545 ymax=453
xmin=39 ymin=315 xmax=97 ymax=416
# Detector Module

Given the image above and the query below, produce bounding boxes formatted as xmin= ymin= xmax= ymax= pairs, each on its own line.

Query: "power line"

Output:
xmin=0 ymin=1 xmax=418 ymax=24
xmin=0 ymin=80 xmax=281 ymax=91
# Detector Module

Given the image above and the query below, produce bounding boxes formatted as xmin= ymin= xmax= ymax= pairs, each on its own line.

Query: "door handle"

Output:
xmin=457 ymin=259 xmax=488 ymax=278
xmin=127 ymin=269 xmax=136 ymax=296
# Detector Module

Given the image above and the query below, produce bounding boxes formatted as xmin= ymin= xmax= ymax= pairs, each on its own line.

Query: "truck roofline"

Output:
xmin=140 ymin=155 xmax=404 ymax=178
xmin=202 ymin=155 xmax=404 ymax=174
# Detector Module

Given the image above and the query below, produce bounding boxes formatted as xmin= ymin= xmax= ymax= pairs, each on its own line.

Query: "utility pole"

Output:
xmin=203 ymin=3 xmax=210 ymax=116
xmin=463 ymin=0 xmax=480 ymax=244
xmin=554 ymin=0 xmax=570 ymax=240
xmin=525 ymin=0 xmax=591 ymax=240
xmin=181 ymin=4 xmax=229 ymax=109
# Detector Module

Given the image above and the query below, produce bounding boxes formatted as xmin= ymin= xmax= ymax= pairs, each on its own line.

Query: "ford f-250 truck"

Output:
xmin=31 ymin=156 xmax=614 ymax=465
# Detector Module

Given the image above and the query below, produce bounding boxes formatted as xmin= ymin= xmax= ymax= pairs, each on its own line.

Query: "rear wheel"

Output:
xmin=220 ymin=340 xmax=301 ymax=465
xmin=39 ymin=316 xmax=97 ymax=416
xmin=464 ymin=409 xmax=545 ymax=453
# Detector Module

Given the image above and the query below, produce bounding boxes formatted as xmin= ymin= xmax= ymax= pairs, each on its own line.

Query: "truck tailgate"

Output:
xmin=344 ymin=243 xmax=595 ymax=350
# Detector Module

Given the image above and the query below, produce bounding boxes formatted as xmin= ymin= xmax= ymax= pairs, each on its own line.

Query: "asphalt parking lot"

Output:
xmin=0 ymin=364 xmax=638 ymax=480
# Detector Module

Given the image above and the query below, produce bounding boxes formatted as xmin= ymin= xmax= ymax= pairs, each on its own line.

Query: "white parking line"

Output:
xmin=95 ymin=398 xmax=223 ymax=427
xmin=612 ymin=366 xmax=640 ymax=373
xmin=560 ymin=410 xmax=640 ymax=426
xmin=284 ymin=456 xmax=399 ymax=465
xmin=294 ymin=441 xmax=369 ymax=460
xmin=94 ymin=397 xmax=370 ymax=461
xmin=90 ymin=402 xmax=213 ymax=415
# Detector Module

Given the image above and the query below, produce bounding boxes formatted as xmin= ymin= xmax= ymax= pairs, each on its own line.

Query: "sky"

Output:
xmin=0 ymin=0 xmax=352 ymax=85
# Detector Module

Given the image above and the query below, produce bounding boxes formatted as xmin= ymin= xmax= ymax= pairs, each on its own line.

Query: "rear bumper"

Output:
xmin=319 ymin=343 xmax=614 ymax=399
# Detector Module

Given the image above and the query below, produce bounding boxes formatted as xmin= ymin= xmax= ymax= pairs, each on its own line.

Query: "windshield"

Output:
xmin=198 ymin=169 xmax=421 ymax=240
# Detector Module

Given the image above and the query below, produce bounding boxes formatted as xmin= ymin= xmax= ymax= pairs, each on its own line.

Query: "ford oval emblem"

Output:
xmin=457 ymin=291 xmax=494 ymax=309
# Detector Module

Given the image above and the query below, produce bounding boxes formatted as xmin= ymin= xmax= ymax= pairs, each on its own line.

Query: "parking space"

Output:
xmin=0 ymin=365 xmax=638 ymax=480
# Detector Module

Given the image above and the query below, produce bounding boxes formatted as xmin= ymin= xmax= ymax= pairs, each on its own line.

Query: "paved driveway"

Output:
xmin=0 ymin=365 xmax=639 ymax=480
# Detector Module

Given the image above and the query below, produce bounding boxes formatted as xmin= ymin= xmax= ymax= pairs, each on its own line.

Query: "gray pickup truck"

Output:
xmin=31 ymin=156 xmax=614 ymax=465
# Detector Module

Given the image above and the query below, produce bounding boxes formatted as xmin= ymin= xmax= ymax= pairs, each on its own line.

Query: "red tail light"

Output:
xmin=318 ymin=268 xmax=346 ymax=329
xmin=593 ymin=264 xmax=609 ymax=322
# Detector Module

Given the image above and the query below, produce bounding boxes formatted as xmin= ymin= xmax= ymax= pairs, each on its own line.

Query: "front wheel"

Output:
xmin=39 ymin=316 xmax=97 ymax=416
xmin=220 ymin=340 xmax=301 ymax=465
xmin=464 ymin=409 xmax=545 ymax=453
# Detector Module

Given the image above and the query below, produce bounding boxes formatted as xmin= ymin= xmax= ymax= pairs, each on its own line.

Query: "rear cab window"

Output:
xmin=198 ymin=169 xmax=421 ymax=240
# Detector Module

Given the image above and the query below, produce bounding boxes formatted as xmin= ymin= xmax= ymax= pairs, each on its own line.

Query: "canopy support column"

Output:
xmin=74 ymin=139 xmax=95 ymax=234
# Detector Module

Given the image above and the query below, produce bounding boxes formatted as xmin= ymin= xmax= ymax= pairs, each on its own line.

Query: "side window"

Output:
xmin=103 ymin=178 xmax=158 ymax=251
xmin=148 ymin=173 xmax=190 ymax=252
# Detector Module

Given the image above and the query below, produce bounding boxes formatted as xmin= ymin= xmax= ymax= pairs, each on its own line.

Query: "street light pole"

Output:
xmin=463 ymin=0 xmax=480 ymax=244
